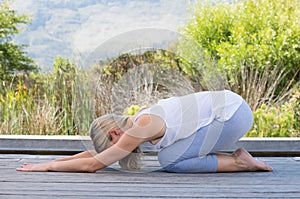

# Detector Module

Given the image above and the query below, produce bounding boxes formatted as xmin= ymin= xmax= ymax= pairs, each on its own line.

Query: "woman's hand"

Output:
xmin=16 ymin=157 xmax=103 ymax=173
xmin=16 ymin=151 xmax=100 ymax=173
xmin=16 ymin=162 xmax=51 ymax=172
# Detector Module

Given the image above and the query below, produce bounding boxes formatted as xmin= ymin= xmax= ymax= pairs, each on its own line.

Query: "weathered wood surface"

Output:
xmin=0 ymin=154 xmax=299 ymax=198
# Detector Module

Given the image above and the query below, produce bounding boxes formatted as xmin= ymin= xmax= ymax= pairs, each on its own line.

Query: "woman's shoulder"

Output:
xmin=134 ymin=113 xmax=165 ymax=127
xmin=133 ymin=114 xmax=151 ymax=126
xmin=127 ymin=113 xmax=166 ymax=142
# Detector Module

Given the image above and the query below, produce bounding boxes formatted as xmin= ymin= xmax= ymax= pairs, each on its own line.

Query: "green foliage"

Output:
xmin=123 ymin=105 xmax=143 ymax=116
xmin=123 ymin=104 xmax=149 ymax=116
xmin=0 ymin=49 xmax=298 ymax=137
xmin=0 ymin=57 xmax=95 ymax=135
xmin=179 ymin=0 xmax=300 ymax=108
xmin=247 ymin=86 xmax=300 ymax=137
xmin=182 ymin=0 xmax=300 ymax=73
xmin=0 ymin=2 xmax=38 ymax=80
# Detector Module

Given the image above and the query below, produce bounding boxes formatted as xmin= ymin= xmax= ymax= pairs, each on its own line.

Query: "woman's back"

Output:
xmin=136 ymin=90 xmax=243 ymax=150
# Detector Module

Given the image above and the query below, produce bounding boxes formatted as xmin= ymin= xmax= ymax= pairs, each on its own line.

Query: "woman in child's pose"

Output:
xmin=17 ymin=90 xmax=272 ymax=173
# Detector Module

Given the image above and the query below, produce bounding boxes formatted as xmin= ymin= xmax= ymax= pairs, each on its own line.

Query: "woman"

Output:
xmin=16 ymin=90 xmax=272 ymax=173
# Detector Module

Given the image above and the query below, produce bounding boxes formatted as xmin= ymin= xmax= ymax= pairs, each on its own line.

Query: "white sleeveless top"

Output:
xmin=135 ymin=90 xmax=244 ymax=151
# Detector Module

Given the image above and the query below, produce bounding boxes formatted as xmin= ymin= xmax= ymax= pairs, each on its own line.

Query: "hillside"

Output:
xmin=12 ymin=0 xmax=190 ymax=71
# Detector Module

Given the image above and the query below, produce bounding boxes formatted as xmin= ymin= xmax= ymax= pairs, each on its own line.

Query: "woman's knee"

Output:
xmin=157 ymin=153 xmax=181 ymax=172
xmin=225 ymin=101 xmax=254 ymax=136
xmin=237 ymin=101 xmax=254 ymax=133
xmin=158 ymin=135 xmax=196 ymax=168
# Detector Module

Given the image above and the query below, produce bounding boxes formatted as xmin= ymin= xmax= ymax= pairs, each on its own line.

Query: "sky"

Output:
xmin=11 ymin=0 xmax=193 ymax=69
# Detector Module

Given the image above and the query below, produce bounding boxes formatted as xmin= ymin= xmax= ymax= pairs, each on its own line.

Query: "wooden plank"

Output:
xmin=0 ymin=155 xmax=299 ymax=198
xmin=0 ymin=186 xmax=298 ymax=198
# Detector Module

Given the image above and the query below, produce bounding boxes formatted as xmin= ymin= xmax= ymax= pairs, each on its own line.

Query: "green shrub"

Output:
xmin=178 ymin=0 xmax=300 ymax=110
xmin=247 ymin=85 xmax=300 ymax=137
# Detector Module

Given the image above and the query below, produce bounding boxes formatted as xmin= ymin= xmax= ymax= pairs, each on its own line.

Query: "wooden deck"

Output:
xmin=1 ymin=154 xmax=300 ymax=198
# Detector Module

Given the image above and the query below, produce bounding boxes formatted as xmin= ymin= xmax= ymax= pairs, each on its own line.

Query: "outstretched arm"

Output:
xmin=16 ymin=134 xmax=145 ymax=172
xmin=52 ymin=150 xmax=97 ymax=162
xmin=16 ymin=156 xmax=102 ymax=172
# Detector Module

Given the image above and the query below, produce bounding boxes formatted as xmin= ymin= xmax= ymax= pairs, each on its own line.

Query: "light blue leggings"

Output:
xmin=157 ymin=101 xmax=253 ymax=173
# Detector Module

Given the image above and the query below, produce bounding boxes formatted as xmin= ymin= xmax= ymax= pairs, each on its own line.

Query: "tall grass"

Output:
xmin=0 ymin=58 xmax=95 ymax=135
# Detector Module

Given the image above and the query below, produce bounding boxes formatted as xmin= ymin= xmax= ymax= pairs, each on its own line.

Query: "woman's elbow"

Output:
xmin=84 ymin=159 xmax=105 ymax=173
xmin=82 ymin=165 xmax=98 ymax=173
xmin=85 ymin=167 xmax=98 ymax=173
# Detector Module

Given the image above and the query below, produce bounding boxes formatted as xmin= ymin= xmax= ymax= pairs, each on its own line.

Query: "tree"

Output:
xmin=0 ymin=2 xmax=38 ymax=80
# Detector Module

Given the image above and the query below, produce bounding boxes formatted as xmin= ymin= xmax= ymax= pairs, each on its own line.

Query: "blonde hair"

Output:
xmin=89 ymin=114 xmax=142 ymax=170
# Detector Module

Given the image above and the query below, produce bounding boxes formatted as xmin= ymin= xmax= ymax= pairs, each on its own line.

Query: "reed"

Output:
xmin=0 ymin=62 xmax=95 ymax=135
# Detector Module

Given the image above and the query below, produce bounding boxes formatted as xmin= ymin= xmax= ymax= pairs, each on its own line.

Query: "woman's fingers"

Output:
xmin=16 ymin=162 xmax=49 ymax=172
xmin=16 ymin=163 xmax=33 ymax=172
xmin=21 ymin=163 xmax=28 ymax=167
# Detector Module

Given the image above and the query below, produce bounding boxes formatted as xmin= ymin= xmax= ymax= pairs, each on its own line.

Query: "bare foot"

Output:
xmin=233 ymin=148 xmax=273 ymax=172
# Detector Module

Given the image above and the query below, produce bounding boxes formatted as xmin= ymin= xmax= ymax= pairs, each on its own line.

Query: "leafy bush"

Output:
xmin=178 ymin=0 xmax=300 ymax=110
xmin=247 ymin=85 xmax=300 ymax=137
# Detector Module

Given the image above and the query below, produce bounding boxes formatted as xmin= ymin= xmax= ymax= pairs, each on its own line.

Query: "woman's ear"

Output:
xmin=108 ymin=129 xmax=116 ymax=137
xmin=109 ymin=129 xmax=123 ymax=136
xmin=109 ymin=129 xmax=124 ymax=144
